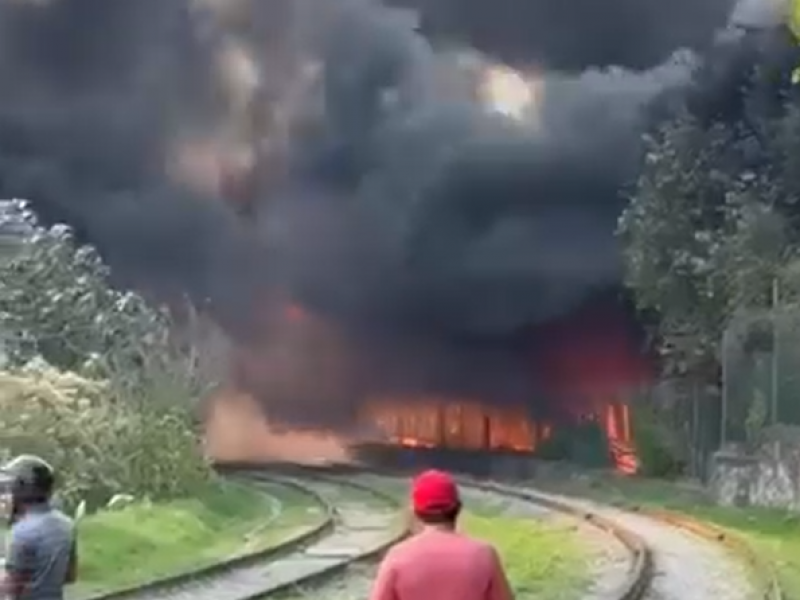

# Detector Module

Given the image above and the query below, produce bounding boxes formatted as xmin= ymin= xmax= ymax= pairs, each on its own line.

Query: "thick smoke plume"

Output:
xmin=275 ymin=0 xmax=721 ymax=338
xmin=0 ymin=0 xmax=788 ymax=428
xmin=0 ymin=0 xmax=273 ymax=336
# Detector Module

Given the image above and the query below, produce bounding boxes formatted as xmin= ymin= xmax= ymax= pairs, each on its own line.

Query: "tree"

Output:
xmin=0 ymin=200 xmax=199 ymax=390
xmin=619 ymin=115 xmax=789 ymax=377
xmin=618 ymin=39 xmax=800 ymax=379
xmin=0 ymin=200 xmax=214 ymax=508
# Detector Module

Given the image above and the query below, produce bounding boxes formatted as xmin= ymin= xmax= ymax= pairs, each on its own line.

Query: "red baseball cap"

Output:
xmin=411 ymin=469 xmax=460 ymax=514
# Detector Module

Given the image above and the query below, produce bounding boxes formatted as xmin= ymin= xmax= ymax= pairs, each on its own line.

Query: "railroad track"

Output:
xmin=641 ymin=508 xmax=783 ymax=600
xmin=459 ymin=478 xmax=651 ymax=600
xmin=346 ymin=471 xmax=779 ymax=600
xmin=475 ymin=479 xmax=780 ymax=600
xmin=86 ymin=468 xmax=407 ymax=600
xmin=83 ymin=465 xmax=781 ymax=600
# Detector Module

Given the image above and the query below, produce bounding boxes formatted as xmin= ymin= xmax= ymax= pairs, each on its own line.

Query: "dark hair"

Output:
xmin=13 ymin=463 xmax=55 ymax=505
xmin=414 ymin=502 xmax=462 ymax=525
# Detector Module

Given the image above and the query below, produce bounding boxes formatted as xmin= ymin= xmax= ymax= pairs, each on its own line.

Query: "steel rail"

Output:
xmin=81 ymin=468 xmax=404 ymax=600
xmin=233 ymin=467 xmax=409 ymax=598
xmin=87 ymin=464 xmax=720 ymax=600
xmin=641 ymin=508 xmax=782 ymax=600
xmin=241 ymin=466 xmax=775 ymax=600
xmin=452 ymin=478 xmax=653 ymax=600
xmin=312 ymin=468 xmax=655 ymax=600
xmin=467 ymin=477 xmax=780 ymax=600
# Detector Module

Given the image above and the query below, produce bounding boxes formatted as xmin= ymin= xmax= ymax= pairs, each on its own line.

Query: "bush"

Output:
xmin=536 ymin=421 xmax=613 ymax=469
xmin=0 ymin=366 xmax=210 ymax=512
xmin=631 ymin=405 xmax=685 ymax=478
xmin=535 ymin=428 xmax=572 ymax=461
xmin=0 ymin=201 xmax=214 ymax=513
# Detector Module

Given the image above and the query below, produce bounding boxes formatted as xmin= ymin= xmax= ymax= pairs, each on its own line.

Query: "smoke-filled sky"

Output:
xmin=0 ymin=0 xmax=785 ymax=345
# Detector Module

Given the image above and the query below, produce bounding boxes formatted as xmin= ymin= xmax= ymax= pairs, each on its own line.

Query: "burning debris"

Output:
xmin=0 ymin=0 xmax=784 ymax=467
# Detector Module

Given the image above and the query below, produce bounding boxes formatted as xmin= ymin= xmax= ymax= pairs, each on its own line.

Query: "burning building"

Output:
xmin=0 ymin=0 xmax=777 ymax=473
xmin=201 ymin=291 xmax=650 ymax=473
xmin=192 ymin=0 xmax=662 ymax=472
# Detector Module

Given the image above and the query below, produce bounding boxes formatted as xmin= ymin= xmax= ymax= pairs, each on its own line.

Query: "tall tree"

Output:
xmin=0 ymin=200 xmax=171 ymax=377
xmin=619 ymin=30 xmax=800 ymax=378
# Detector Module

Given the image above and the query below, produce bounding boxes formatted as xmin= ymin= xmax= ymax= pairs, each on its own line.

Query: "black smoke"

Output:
xmin=0 ymin=0 xmax=269 ymax=335
xmin=275 ymin=0 xmax=709 ymax=339
xmin=385 ymin=0 xmax=735 ymax=70
xmin=0 ymin=0 xmax=789 ymax=347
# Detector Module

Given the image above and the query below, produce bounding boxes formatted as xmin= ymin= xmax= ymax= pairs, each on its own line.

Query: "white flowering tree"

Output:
xmin=0 ymin=200 xmax=212 ymax=507
xmin=0 ymin=201 xmax=172 ymax=373
xmin=0 ymin=199 xmax=218 ymax=404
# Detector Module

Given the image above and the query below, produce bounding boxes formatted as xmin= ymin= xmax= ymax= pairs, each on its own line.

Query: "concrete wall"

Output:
xmin=711 ymin=441 xmax=800 ymax=509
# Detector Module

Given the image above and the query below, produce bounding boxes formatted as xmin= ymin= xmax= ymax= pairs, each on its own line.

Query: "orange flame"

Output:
xmin=362 ymin=399 xmax=638 ymax=474
xmin=362 ymin=399 xmax=535 ymax=453
xmin=202 ymin=296 xmax=642 ymax=475
xmin=605 ymin=403 xmax=638 ymax=475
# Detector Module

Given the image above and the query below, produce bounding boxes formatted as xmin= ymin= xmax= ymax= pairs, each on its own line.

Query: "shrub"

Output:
xmin=631 ymin=405 xmax=685 ymax=478
xmin=536 ymin=421 xmax=612 ymax=469
xmin=0 ymin=366 xmax=210 ymax=512
xmin=0 ymin=201 xmax=214 ymax=512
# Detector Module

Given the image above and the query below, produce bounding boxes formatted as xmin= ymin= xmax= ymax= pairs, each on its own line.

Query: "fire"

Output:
xmin=202 ymin=297 xmax=647 ymax=475
xmin=361 ymin=398 xmax=638 ymax=473
xmin=604 ymin=403 xmax=638 ymax=474
xmin=533 ymin=303 xmax=651 ymax=474
xmin=479 ymin=64 xmax=543 ymax=122
xmin=395 ymin=437 xmax=435 ymax=449
xmin=362 ymin=399 xmax=536 ymax=452
xmin=534 ymin=305 xmax=652 ymax=403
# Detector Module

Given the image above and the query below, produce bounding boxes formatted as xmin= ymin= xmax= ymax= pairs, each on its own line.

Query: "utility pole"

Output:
xmin=770 ymin=277 xmax=780 ymax=426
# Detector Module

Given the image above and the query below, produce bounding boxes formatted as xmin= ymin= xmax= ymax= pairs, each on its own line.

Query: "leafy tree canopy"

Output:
xmin=619 ymin=31 xmax=800 ymax=377
xmin=0 ymin=200 xmax=215 ymax=506
xmin=0 ymin=199 xmax=174 ymax=380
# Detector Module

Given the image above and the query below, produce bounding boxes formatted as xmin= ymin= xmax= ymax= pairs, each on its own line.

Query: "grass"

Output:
xmin=270 ymin=502 xmax=589 ymax=600
xmin=462 ymin=510 xmax=590 ymax=600
xmin=69 ymin=478 xmax=326 ymax=598
xmin=363 ymin=475 xmax=591 ymax=600
xmin=539 ymin=473 xmax=800 ymax=598
xmin=270 ymin=475 xmax=590 ymax=600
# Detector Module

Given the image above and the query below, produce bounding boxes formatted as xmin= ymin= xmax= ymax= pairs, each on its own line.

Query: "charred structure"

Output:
xmin=0 ymin=0 xmax=788 ymax=466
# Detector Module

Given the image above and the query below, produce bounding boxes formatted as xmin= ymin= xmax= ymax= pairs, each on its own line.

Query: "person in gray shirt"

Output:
xmin=2 ymin=463 xmax=76 ymax=600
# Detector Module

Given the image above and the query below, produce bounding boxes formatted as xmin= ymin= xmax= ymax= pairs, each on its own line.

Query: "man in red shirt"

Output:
xmin=369 ymin=469 xmax=515 ymax=600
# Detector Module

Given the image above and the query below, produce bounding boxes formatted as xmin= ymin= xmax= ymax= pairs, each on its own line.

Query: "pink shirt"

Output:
xmin=369 ymin=529 xmax=515 ymax=600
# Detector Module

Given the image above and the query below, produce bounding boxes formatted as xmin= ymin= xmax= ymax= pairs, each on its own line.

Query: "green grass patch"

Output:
xmin=70 ymin=478 xmax=326 ymax=598
xmin=671 ymin=505 xmax=800 ymax=596
xmin=267 ymin=475 xmax=589 ymax=600
xmin=462 ymin=510 xmax=590 ymax=600
xmin=540 ymin=474 xmax=800 ymax=598
xmin=358 ymin=476 xmax=590 ymax=600
xmin=269 ymin=507 xmax=590 ymax=600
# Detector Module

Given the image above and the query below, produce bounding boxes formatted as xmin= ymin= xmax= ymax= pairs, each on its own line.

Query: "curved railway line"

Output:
xmin=81 ymin=466 xmax=782 ymax=600
xmin=471 ymin=479 xmax=781 ymax=600
xmin=86 ymin=469 xmax=405 ymax=600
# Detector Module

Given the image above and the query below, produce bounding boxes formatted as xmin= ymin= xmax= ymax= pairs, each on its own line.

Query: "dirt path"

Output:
xmin=525 ymin=489 xmax=758 ymax=600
